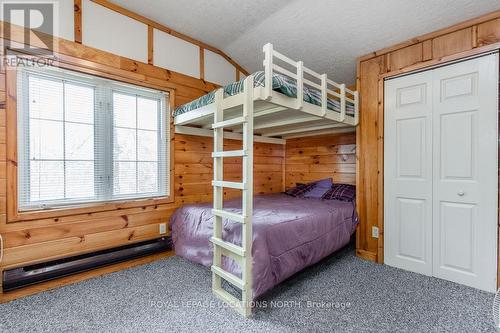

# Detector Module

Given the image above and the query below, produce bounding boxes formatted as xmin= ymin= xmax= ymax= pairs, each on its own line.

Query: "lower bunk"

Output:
xmin=169 ymin=192 xmax=357 ymax=298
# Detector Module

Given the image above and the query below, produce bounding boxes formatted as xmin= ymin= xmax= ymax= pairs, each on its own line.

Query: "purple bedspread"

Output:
xmin=169 ymin=193 xmax=358 ymax=298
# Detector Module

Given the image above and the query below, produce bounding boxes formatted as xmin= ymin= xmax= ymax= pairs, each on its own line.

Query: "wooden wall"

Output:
xmin=356 ymin=10 xmax=500 ymax=263
xmin=285 ymin=133 xmax=356 ymax=188
xmin=175 ymin=134 xmax=284 ymax=205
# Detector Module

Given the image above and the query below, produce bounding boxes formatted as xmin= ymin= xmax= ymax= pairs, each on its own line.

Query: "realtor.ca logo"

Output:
xmin=0 ymin=1 xmax=59 ymax=68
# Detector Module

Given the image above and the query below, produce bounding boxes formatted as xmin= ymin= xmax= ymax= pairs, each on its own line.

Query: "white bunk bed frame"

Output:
xmin=174 ymin=43 xmax=359 ymax=317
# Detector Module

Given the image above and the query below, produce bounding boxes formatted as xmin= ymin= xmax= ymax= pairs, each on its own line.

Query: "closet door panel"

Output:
xmin=384 ymin=71 xmax=433 ymax=275
xmin=439 ymin=202 xmax=476 ymax=273
xmin=396 ymin=198 xmax=426 ymax=261
xmin=432 ymin=54 xmax=498 ymax=292
xmin=396 ymin=117 xmax=425 ymax=179
xmin=439 ymin=111 xmax=475 ymax=179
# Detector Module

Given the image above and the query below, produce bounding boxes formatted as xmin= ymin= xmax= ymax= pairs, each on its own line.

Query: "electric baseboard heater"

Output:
xmin=2 ymin=237 xmax=171 ymax=292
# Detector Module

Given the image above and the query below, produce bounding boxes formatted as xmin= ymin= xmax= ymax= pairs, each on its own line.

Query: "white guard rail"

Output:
xmin=263 ymin=43 xmax=359 ymax=125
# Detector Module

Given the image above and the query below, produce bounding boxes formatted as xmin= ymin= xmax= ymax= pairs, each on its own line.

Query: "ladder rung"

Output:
xmin=211 ymin=266 xmax=245 ymax=289
xmin=211 ymin=237 xmax=245 ymax=256
xmin=212 ymin=287 xmax=250 ymax=317
xmin=212 ymin=116 xmax=247 ymax=129
xmin=212 ymin=209 xmax=246 ymax=223
xmin=220 ymin=248 xmax=243 ymax=265
xmin=212 ymin=181 xmax=246 ymax=190
xmin=212 ymin=150 xmax=247 ymax=158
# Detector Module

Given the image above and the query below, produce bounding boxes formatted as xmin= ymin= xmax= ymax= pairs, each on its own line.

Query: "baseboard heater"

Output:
xmin=2 ymin=237 xmax=171 ymax=292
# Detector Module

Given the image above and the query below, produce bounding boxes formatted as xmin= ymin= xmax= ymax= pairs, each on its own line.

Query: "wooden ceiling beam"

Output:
xmin=74 ymin=0 xmax=82 ymax=43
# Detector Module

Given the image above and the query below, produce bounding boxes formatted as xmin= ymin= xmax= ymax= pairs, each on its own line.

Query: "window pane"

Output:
xmin=30 ymin=160 xmax=64 ymax=202
xmin=137 ymin=97 xmax=158 ymax=130
xmin=66 ymin=161 xmax=95 ymax=199
xmin=113 ymin=92 xmax=136 ymax=128
xmin=65 ymin=123 xmax=94 ymax=160
xmin=113 ymin=161 xmax=136 ymax=195
xmin=138 ymin=162 xmax=157 ymax=193
xmin=114 ymin=127 xmax=136 ymax=161
xmin=112 ymin=93 xmax=163 ymax=199
xmin=29 ymin=76 xmax=63 ymax=121
xmin=137 ymin=130 xmax=157 ymax=161
xmin=65 ymin=83 xmax=94 ymax=124
xmin=19 ymin=66 xmax=168 ymax=209
xmin=29 ymin=119 xmax=64 ymax=160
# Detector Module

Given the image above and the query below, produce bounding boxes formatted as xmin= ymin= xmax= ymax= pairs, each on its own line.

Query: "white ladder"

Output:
xmin=211 ymin=75 xmax=254 ymax=317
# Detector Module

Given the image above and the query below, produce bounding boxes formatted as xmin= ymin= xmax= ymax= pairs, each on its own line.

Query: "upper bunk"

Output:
xmin=174 ymin=43 xmax=358 ymax=143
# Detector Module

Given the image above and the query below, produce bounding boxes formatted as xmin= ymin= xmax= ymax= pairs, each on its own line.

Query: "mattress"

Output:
xmin=173 ymin=71 xmax=355 ymax=117
xmin=169 ymin=193 xmax=358 ymax=298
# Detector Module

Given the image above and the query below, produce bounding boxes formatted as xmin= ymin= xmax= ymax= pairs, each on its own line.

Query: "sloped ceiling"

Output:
xmin=109 ymin=0 xmax=500 ymax=85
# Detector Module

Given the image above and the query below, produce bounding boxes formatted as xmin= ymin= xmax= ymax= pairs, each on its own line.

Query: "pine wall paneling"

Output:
xmin=285 ymin=133 xmax=356 ymax=189
xmin=175 ymin=134 xmax=284 ymax=205
xmin=356 ymin=10 xmax=500 ymax=268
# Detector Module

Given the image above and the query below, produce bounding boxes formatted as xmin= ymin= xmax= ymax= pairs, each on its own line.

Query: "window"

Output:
xmin=17 ymin=66 xmax=169 ymax=211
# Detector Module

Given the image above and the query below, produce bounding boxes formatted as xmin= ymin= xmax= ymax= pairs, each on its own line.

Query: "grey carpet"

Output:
xmin=0 ymin=244 xmax=496 ymax=333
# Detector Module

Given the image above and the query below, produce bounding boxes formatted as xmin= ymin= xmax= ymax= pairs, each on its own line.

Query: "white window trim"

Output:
xmin=17 ymin=66 xmax=170 ymax=211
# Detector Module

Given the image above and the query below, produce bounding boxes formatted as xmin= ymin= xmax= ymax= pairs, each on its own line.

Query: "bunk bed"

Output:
xmin=170 ymin=43 xmax=359 ymax=317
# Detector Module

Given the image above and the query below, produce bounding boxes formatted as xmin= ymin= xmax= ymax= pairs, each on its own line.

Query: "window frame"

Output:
xmin=18 ymin=68 xmax=169 ymax=210
xmin=18 ymin=70 xmax=101 ymax=209
xmin=107 ymin=87 xmax=169 ymax=202
xmin=6 ymin=56 xmax=174 ymax=223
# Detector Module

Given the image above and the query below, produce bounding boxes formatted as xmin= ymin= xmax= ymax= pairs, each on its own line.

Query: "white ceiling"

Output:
xmin=109 ymin=0 xmax=500 ymax=85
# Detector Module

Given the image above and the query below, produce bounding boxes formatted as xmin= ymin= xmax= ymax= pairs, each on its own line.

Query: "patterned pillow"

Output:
xmin=322 ymin=184 xmax=356 ymax=202
xmin=284 ymin=182 xmax=316 ymax=198
xmin=303 ymin=178 xmax=333 ymax=199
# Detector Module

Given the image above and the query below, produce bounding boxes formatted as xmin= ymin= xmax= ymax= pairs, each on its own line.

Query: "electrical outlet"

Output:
xmin=159 ymin=223 xmax=167 ymax=234
xmin=372 ymin=226 xmax=379 ymax=239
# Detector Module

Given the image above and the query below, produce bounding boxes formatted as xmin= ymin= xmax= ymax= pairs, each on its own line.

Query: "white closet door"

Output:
xmin=432 ymin=54 xmax=498 ymax=292
xmin=384 ymin=71 xmax=434 ymax=276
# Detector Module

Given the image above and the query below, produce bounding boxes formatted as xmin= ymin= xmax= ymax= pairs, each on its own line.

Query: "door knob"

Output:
xmin=457 ymin=190 xmax=465 ymax=196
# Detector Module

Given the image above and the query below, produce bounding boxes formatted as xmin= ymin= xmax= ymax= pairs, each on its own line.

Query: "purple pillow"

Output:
xmin=303 ymin=178 xmax=333 ymax=199
xmin=322 ymin=184 xmax=356 ymax=202
xmin=284 ymin=182 xmax=315 ymax=198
